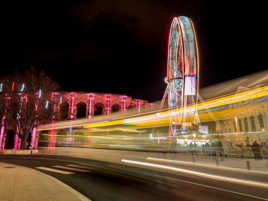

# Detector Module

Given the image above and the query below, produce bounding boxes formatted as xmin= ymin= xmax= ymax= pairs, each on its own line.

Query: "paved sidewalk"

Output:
xmin=153 ymin=152 xmax=268 ymax=172
xmin=0 ymin=162 xmax=90 ymax=201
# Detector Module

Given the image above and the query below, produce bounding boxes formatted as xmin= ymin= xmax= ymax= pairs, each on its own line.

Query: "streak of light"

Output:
xmin=52 ymin=165 xmax=90 ymax=173
xmin=146 ymin=157 xmax=268 ymax=176
xmin=121 ymin=159 xmax=268 ymax=190
xmin=36 ymin=167 xmax=74 ymax=175
xmin=37 ymin=85 xmax=268 ymax=131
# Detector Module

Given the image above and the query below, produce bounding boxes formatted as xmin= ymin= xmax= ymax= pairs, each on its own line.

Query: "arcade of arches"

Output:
xmin=52 ymin=92 xmax=149 ymax=120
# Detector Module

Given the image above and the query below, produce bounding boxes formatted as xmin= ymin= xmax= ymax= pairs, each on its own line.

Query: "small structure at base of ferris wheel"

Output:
xmin=161 ymin=16 xmax=200 ymax=136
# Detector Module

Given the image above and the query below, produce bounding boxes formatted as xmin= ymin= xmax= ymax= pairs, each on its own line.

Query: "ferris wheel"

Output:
xmin=161 ymin=16 xmax=200 ymax=135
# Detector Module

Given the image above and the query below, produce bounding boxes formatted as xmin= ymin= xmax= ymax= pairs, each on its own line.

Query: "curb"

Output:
xmin=35 ymin=170 xmax=91 ymax=201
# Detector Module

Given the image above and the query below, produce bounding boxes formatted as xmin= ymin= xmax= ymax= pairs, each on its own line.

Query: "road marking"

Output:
xmin=53 ymin=165 xmax=91 ymax=173
xmin=122 ymin=159 xmax=268 ymax=201
xmin=67 ymin=164 xmax=93 ymax=171
xmin=147 ymin=157 xmax=268 ymax=176
xmin=36 ymin=166 xmax=74 ymax=175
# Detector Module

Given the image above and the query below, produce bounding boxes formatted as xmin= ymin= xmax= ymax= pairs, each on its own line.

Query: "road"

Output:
xmin=0 ymin=151 xmax=268 ymax=201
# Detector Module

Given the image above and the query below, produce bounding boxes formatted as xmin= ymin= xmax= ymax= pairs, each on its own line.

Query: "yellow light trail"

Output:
xmin=37 ymin=85 xmax=268 ymax=131
xmin=84 ymin=85 xmax=268 ymax=128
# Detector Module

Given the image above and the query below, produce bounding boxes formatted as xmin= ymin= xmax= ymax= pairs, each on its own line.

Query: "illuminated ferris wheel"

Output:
xmin=161 ymin=16 xmax=200 ymax=135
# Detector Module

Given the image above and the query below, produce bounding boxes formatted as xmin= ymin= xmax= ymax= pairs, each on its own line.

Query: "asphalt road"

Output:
xmin=0 ymin=154 xmax=267 ymax=201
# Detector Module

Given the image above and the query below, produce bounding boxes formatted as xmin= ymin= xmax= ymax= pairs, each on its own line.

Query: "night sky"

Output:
xmin=1 ymin=1 xmax=268 ymax=102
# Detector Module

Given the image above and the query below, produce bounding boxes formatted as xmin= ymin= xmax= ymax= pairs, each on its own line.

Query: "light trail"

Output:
xmin=121 ymin=159 xmax=268 ymax=200
xmin=37 ymin=85 xmax=268 ymax=131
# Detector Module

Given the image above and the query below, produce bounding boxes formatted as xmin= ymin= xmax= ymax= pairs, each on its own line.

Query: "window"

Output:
xmin=244 ymin=118 xmax=248 ymax=132
xmin=257 ymin=114 xmax=264 ymax=130
xmin=238 ymin=119 xmax=243 ymax=132
xmin=250 ymin=116 xmax=256 ymax=131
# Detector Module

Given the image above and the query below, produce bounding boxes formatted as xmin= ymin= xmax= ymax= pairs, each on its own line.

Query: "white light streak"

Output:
xmin=121 ymin=159 xmax=268 ymax=190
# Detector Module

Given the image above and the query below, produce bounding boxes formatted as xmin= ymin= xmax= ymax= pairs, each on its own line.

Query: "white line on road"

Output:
xmin=53 ymin=165 xmax=91 ymax=173
xmin=122 ymin=159 xmax=268 ymax=201
xmin=36 ymin=167 xmax=74 ymax=175
xmin=67 ymin=164 xmax=93 ymax=171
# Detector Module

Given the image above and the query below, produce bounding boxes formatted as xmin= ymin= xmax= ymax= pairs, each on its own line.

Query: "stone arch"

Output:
xmin=94 ymin=103 xmax=104 ymax=116
xmin=60 ymin=102 xmax=69 ymax=120
xmin=127 ymin=103 xmax=136 ymax=110
xmin=76 ymin=102 xmax=87 ymax=119
xmin=111 ymin=104 xmax=121 ymax=113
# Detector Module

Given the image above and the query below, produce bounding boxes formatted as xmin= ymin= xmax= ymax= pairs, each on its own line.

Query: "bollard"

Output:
xmin=246 ymin=161 xmax=251 ymax=170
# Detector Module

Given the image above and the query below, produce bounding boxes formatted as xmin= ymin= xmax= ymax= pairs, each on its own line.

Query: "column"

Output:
xmin=104 ymin=94 xmax=112 ymax=115
xmin=31 ymin=120 xmax=38 ymax=149
xmin=247 ymin=116 xmax=252 ymax=132
xmin=31 ymin=92 xmax=40 ymax=148
xmin=68 ymin=93 xmax=76 ymax=120
xmin=150 ymin=103 xmax=154 ymax=112
xmin=14 ymin=93 xmax=25 ymax=150
xmin=48 ymin=92 xmax=59 ymax=148
xmin=120 ymin=95 xmax=127 ymax=113
xmin=51 ymin=92 xmax=59 ymax=121
xmin=0 ymin=116 xmax=6 ymax=150
xmin=0 ymin=94 xmax=10 ymax=150
xmin=262 ymin=106 xmax=268 ymax=132
xmin=135 ymin=100 xmax=142 ymax=113
xmin=87 ymin=93 xmax=95 ymax=119
xmin=254 ymin=111 xmax=261 ymax=131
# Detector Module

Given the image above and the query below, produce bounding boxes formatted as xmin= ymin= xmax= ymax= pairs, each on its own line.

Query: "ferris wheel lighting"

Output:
xmin=162 ymin=16 xmax=200 ymax=135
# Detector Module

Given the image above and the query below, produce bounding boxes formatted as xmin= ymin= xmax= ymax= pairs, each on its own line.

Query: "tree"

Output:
xmin=0 ymin=66 xmax=60 ymax=149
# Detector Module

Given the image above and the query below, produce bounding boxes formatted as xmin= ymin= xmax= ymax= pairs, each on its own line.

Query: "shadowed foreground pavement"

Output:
xmin=0 ymin=153 xmax=268 ymax=201
xmin=0 ymin=161 xmax=89 ymax=201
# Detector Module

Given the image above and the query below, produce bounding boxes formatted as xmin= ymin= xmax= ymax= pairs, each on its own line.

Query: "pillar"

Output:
xmin=104 ymin=94 xmax=112 ymax=115
xmin=48 ymin=92 xmax=59 ymax=148
xmin=120 ymin=95 xmax=127 ymax=113
xmin=262 ymin=106 xmax=268 ymax=132
xmin=87 ymin=93 xmax=95 ymax=119
xmin=31 ymin=120 xmax=38 ymax=149
xmin=0 ymin=116 xmax=6 ymax=150
xmin=0 ymin=94 xmax=10 ymax=150
xmin=68 ymin=93 xmax=76 ymax=120
xmin=31 ymin=92 xmax=42 ymax=148
xmin=14 ymin=93 xmax=26 ymax=150
xmin=135 ymin=100 xmax=143 ymax=113
xmin=51 ymin=92 xmax=59 ymax=121
xmin=150 ymin=103 xmax=154 ymax=112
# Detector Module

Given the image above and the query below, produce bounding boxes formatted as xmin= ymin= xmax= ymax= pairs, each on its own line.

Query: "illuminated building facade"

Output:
xmin=0 ymin=88 xmax=149 ymax=150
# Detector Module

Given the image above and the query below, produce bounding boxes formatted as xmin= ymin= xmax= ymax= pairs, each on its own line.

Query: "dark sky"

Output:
xmin=1 ymin=1 xmax=268 ymax=101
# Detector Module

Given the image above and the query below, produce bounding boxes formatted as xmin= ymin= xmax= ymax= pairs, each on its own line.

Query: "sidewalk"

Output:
xmin=0 ymin=162 xmax=90 ymax=201
xmin=151 ymin=152 xmax=268 ymax=172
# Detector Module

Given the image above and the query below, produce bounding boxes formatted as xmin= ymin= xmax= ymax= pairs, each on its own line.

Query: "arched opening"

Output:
xmin=127 ymin=103 xmax=136 ymax=110
xmin=76 ymin=102 xmax=87 ymax=119
xmin=5 ymin=130 xmax=15 ymax=149
xmin=111 ymin=104 xmax=121 ymax=113
xmin=94 ymin=103 xmax=104 ymax=116
xmin=60 ymin=102 xmax=69 ymax=120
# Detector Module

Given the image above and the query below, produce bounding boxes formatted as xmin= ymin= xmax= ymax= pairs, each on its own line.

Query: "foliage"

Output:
xmin=0 ymin=66 xmax=60 ymax=149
